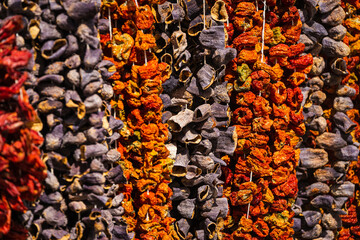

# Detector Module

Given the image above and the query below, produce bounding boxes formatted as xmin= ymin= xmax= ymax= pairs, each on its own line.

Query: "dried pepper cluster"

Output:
xmin=152 ymin=0 xmax=237 ymax=238
xmin=0 ymin=16 xmax=46 ymax=239
xmin=295 ymin=0 xmax=357 ymax=239
xmin=3 ymin=0 xmax=129 ymax=239
xmin=337 ymin=1 xmax=360 ymax=239
xmin=216 ymin=0 xmax=313 ymax=239
xmin=100 ymin=0 xmax=178 ymax=239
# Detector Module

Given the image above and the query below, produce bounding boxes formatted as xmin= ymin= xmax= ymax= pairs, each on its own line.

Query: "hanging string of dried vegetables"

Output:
xmin=100 ymin=0 xmax=178 ymax=239
xmin=337 ymin=1 xmax=360 ymax=239
xmin=2 ymin=0 xmax=128 ymax=239
xmin=213 ymin=0 xmax=313 ymax=239
xmin=0 ymin=16 xmax=46 ymax=240
xmin=152 ymin=0 xmax=237 ymax=238
xmin=295 ymin=1 xmax=356 ymax=239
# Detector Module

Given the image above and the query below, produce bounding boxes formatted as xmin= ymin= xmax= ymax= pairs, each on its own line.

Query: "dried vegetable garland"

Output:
xmin=1 ymin=0 xmax=360 ymax=239
xmin=3 ymin=0 xmax=129 ymax=239
xmin=216 ymin=0 xmax=313 ymax=239
xmin=295 ymin=0 xmax=357 ymax=239
xmin=0 ymin=16 xmax=46 ymax=240
xmin=152 ymin=0 xmax=237 ymax=238
xmin=100 ymin=0 xmax=178 ymax=239
xmin=337 ymin=1 xmax=360 ymax=239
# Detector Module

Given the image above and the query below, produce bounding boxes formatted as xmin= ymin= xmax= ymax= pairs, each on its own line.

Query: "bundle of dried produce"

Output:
xmin=152 ymin=0 xmax=237 ymax=238
xmin=0 ymin=16 xmax=46 ymax=240
xmin=3 ymin=1 xmax=128 ymax=239
xmin=336 ymin=1 xmax=360 ymax=239
xmin=206 ymin=0 xmax=313 ymax=239
xmin=100 ymin=0 xmax=178 ymax=238
xmin=295 ymin=0 xmax=356 ymax=239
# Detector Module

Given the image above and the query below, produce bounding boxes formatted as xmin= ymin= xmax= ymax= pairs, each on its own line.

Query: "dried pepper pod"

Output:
xmin=0 ymin=16 xmax=46 ymax=239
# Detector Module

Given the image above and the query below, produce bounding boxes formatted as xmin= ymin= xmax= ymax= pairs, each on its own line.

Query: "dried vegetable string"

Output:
xmin=0 ymin=16 xmax=46 ymax=240
xmin=152 ymin=0 xmax=237 ymax=238
xmin=295 ymin=1 xmax=356 ymax=239
xmin=216 ymin=0 xmax=312 ymax=238
xmin=4 ymin=0 xmax=127 ymax=239
xmin=337 ymin=1 xmax=360 ymax=239
xmin=245 ymin=0 xmax=265 ymax=220
xmin=100 ymin=0 xmax=178 ymax=239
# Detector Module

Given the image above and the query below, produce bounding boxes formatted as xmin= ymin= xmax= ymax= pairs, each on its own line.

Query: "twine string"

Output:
xmin=108 ymin=8 xmax=112 ymax=42
xmin=246 ymin=170 xmax=253 ymax=219
xmin=203 ymin=0 xmax=206 ymax=64
xmin=260 ymin=0 xmax=266 ymax=63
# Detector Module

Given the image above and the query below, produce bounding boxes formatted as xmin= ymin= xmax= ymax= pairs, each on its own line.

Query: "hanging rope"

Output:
xmin=246 ymin=170 xmax=253 ymax=219
xmin=16 ymin=33 xmax=23 ymax=101
xmin=203 ymin=0 xmax=206 ymax=30
xmin=203 ymin=0 xmax=207 ymax=64
xmin=108 ymin=8 xmax=113 ymax=43
xmin=113 ymin=96 xmax=118 ymax=149
xmin=260 ymin=0 xmax=266 ymax=63
xmin=144 ymin=48 xmax=148 ymax=66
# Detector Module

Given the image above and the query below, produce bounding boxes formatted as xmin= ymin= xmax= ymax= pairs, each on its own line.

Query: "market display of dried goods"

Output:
xmin=0 ymin=0 xmax=360 ymax=239
xmin=294 ymin=0 xmax=357 ymax=239
xmin=0 ymin=16 xmax=47 ymax=240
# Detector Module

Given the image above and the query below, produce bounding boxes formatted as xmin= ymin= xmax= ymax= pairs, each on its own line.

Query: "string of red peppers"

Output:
xmin=0 ymin=16 xmax=47 ymax=239
xmin=339 ymin=1 xmax=360 ymax=239
xmin=100 ymin=0 xmax=178 ymax=239
xmin=216 ymin=0 xmax=313 ymax=239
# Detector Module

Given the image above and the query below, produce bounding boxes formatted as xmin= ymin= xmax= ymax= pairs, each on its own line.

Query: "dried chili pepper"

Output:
xmin=0 ymin=16 xmax=46 ymax=239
